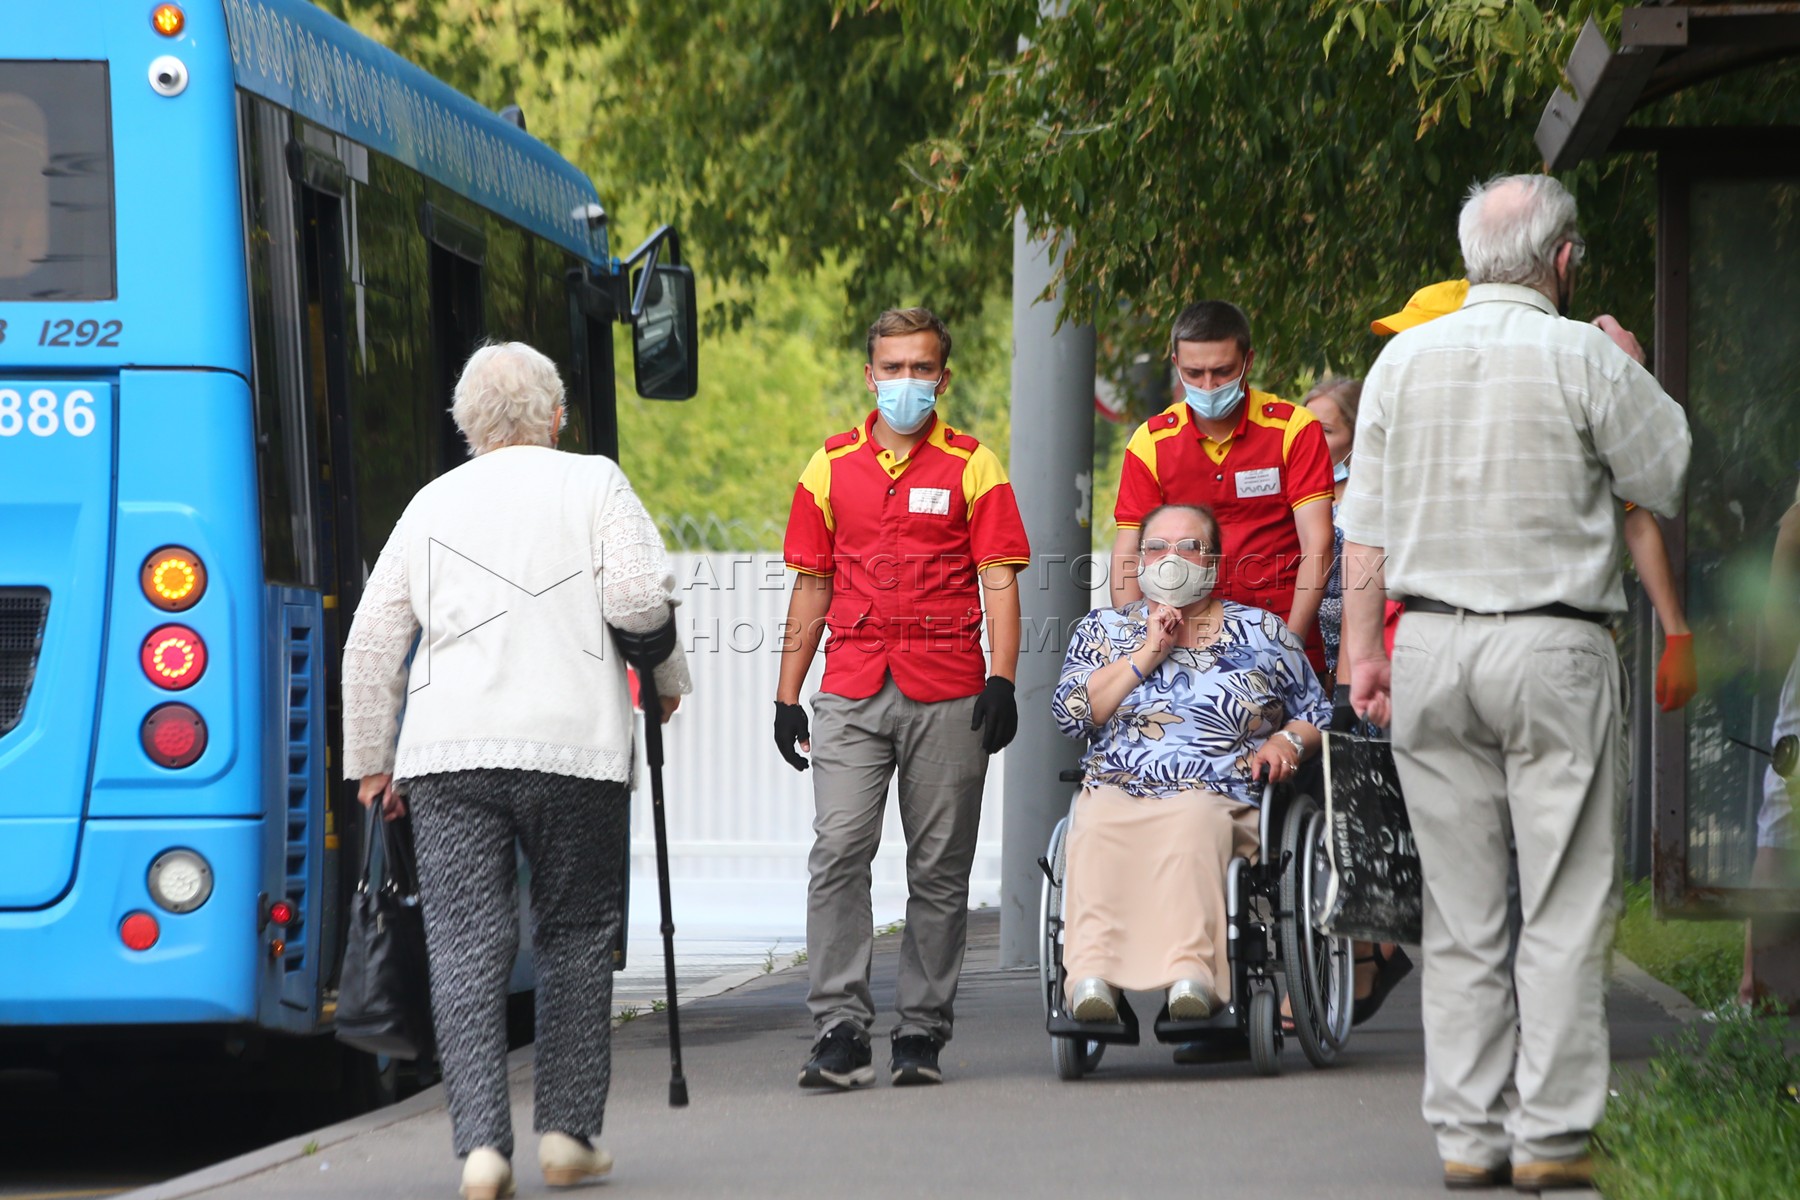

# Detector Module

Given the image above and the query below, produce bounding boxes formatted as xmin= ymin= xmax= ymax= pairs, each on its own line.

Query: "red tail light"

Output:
xmin=120 ymin=911 xmax=160 ymax=951
xmin=268 ymin=900 xmax=295 ymax=926
xmin=141 ymin=624 xmax=207 ymax=690
xmin=141 ymin=703 xmax=207 ymax=767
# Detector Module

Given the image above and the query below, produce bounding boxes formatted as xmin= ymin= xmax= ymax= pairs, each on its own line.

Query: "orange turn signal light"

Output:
xmin=152 ymin=4 xmax=185 ymax=36
xmin=142 ymin=546 xmax=207 ymax=612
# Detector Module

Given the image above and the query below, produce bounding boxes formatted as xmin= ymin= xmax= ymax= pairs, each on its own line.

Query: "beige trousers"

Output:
xmin=1389 ymin=611 xmax=1623 ymax=1168
xmin=1062 ymin=785 xmax=1259 ymax=1002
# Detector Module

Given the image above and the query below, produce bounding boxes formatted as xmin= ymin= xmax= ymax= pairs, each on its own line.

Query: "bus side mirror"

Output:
xmin=632 ymin=262 xmax=698 ymax=400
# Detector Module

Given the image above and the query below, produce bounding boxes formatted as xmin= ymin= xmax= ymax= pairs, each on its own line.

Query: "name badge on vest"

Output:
xmin=909 ymin=487 xmax=952 ymax=516
xmin=1235 ymin=467 xmax=1280 ymax=499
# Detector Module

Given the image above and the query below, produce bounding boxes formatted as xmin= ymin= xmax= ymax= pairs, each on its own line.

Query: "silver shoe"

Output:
xmin=1168 ymin=978 xmax=1219 ymax=1020
xmin=1069 ymin=977 xmax=1118 ymax=1022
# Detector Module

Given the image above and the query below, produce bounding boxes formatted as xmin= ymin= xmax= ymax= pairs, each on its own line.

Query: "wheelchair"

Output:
xmin=1038 ymin=765 xmax=1354 ymax=1079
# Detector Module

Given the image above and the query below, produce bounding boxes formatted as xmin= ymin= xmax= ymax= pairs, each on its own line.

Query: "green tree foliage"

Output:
xmin=614 ymin=0 xmax=1010 ymax=333
xmin=901 ymin=0 xmax=1658 ymax=400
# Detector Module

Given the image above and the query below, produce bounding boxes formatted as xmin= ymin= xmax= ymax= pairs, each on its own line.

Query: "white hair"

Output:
xmin=450 ymin=342 xmax=566 ymax=456
xmin=1458 ymin=173 xmax=1583 ymax=290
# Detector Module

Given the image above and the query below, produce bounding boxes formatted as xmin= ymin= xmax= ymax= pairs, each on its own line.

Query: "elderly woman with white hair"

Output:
xmin=341 ymin=341 xmax=690 ymax=1200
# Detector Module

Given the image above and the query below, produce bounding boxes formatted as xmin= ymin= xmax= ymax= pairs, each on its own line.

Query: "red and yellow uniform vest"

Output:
xmin=784 ymin=413 xmax=1030 ymax=702
xmin=1115 ymin=392 xmax=1333 ymax=619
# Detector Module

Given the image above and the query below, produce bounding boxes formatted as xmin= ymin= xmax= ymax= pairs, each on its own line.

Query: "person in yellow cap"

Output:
xmin=1369 ymin=279 xmax=1470 ymax=336
xmin=1370 ymin=279 xmax=1695 ymax=711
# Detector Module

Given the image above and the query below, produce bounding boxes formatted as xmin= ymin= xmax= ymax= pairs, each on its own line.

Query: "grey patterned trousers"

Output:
xmin=408 ymin=769 xmax=629 ymax=1158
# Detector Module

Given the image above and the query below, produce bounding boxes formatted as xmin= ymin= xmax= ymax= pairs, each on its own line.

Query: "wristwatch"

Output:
xmin=1277 ymin=729 xmax=1305 ymax=761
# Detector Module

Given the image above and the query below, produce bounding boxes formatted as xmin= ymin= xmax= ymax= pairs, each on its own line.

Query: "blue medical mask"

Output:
xmin=1334 ymin=456 xmax=1351 ymax=484
xmin=1181 ymin=372 xmax=1245 ymax=421
xmin=874 ymin=375 xmax=941 ymax=435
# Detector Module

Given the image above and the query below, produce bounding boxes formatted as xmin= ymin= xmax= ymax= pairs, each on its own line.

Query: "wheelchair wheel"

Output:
xmin=1248 ymin=985 xmax=1281 ymax=1076
xmin=1052 ymin=1034 xmax=1105 ymax=1080
xmin=1279 ymin=794 xmax=1355 ymax=1068
xmin=1039 ymin=816 xmax=1070 ymax=1015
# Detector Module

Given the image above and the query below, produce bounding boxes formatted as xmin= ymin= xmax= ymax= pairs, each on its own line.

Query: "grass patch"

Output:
xmin=1597 ymin=1007 xmax=1799 ymax=1198
xmin=1613 ymin=880 xmax=1743 ymax=1008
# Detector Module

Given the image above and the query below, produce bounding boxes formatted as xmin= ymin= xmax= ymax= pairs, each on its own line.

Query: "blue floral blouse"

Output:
xmin=1051 ymin=600 xmax=1331 ymax=806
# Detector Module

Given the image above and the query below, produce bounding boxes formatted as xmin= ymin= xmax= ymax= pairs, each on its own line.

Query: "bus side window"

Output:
xmin=241 ymin=97 xmax=318 ymax=587
xmin=425 ymin=212 xmax=484 ymax=474
xmin=349 ymin=173 xmax=428 ymax=563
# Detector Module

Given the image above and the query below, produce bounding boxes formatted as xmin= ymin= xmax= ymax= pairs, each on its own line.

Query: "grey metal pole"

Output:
xmin=999 ymin=210 xmax=1096 ymax=967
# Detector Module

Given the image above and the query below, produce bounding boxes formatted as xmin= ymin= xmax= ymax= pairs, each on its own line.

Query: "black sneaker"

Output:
xmin=798 ymin=1024 xmax=874 ymax=1090
xmin=889 ymin=1034 xmax=944 ymax=1086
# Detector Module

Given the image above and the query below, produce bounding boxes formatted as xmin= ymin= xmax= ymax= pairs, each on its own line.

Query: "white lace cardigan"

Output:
xmin=340 ymin=445 xmax=691 ymax=784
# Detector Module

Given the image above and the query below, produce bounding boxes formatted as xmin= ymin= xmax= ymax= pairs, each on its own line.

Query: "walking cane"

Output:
xmin=612 ymin=623 xmax=689 ymax=1108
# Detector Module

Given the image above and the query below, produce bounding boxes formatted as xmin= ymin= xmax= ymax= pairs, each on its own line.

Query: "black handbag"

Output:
xmin=1319 ymin=731 xmax=1425 ymax=945
xmin=335 ymin=807 xmax=436 ymax=1061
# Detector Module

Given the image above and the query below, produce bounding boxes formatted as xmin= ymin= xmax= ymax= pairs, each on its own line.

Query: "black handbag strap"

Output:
xmin=358 ymin=802 xmax=386 ymax=891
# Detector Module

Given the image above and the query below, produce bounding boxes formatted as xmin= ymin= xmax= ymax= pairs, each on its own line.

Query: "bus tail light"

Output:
xmin=141 ymin=703 xmax=207 ymax=767
xmin=268 ymin=899 xmax=295 ymax=926
xmin=120 ymin=912 xmax=160 ymax=951
xmin=141 ymin=624 xmax=207 ymax=689
xmin=142 ymin=546 xmax=206 ymax=611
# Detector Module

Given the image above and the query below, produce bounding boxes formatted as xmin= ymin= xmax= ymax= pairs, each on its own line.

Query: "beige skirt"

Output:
xmin=1062 ymin=784 xmax=1259 ymax=1001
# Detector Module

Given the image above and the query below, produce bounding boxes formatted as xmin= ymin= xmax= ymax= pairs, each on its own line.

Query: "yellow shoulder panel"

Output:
xmin=961 ymin=444 xmax=1011 ymax=515
xmin=797 ymin=447 xmax=836 ymax=533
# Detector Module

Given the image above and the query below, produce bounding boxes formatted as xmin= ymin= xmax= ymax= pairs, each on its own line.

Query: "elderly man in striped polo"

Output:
xmin=1338 ymin=174 xmax=1690 ymax=1192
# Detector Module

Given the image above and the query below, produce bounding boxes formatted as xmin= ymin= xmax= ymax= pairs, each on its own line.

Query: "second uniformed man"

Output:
xmin=774 ymin=306 xmax=1029 ymax=1089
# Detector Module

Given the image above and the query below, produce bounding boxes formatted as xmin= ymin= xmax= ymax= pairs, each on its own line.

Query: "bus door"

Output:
xmin=290 ymin=156 xmax=360 ymax=1016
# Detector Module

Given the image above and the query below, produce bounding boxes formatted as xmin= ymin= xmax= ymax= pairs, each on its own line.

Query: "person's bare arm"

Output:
xmin=776 ymin=573 xmax=831 ymax=707
xmin=1287 ymin=500 xmax=1333 ymax=642
xmin=1110 ymin=527 xmax=1142 ymax=607
xmin=1623 ymin=507 xmax=1689 ymax=637
xmin=981 ymin=564 xmax=1021 ymax=683
xmin=1083 ymin=603 xmax=1179 ymax=726
xmin=1342 ymin=539 xmax=1391 ymax=727
xmin=1768 ymin=504 xmax=1800 ymax=675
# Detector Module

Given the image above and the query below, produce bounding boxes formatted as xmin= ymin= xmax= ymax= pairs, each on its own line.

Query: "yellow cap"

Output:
xmin=1371 ymin=278 xmax=1470 ymax=336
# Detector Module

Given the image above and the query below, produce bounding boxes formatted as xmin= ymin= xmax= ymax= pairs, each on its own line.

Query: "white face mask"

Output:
xmin=1138 ymin=552 xmax=1217 ymax=608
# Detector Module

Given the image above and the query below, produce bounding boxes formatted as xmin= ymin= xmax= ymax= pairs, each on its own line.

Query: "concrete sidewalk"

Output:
xmin=126 ymin=912 xmax=1686 ymax=1200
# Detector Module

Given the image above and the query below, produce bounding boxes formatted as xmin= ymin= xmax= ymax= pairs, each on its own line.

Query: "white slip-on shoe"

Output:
xmin=1069 ymin=977 xmax=1119 ymax=1022
xmin=1167 ymin=978 xmax=1219 ymax=1020
xmin=460 ymin=1147 xmax=515 ymax=1200
xmin=540 ymin=1131 xmax=614 ymax=1188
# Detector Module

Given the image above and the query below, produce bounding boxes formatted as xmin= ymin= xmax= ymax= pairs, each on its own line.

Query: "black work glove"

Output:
xmin=774 ymin=701 xmax=811 ymax=772
xmin=970 ymin=676 xmax=1018 ymax=754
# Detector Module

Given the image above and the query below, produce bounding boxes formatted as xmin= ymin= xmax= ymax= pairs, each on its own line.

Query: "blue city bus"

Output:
xmin=0 ymin=0 xmax=695 ymax=1098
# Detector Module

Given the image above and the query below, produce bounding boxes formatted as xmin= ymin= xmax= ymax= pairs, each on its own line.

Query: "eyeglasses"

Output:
xmin=1139 ymin=538 xmax=1213 ymax=556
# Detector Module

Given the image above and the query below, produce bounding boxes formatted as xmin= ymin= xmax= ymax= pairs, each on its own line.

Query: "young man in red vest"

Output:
xmin=774 ymin=307 xmax=1029 ymax=1089
xmin=1109 ymin=301 xmax=1335 ymax=674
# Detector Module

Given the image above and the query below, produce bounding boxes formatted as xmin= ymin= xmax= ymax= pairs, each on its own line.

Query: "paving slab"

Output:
xmin=126 ymin=911 xmax=1684 ymax=1200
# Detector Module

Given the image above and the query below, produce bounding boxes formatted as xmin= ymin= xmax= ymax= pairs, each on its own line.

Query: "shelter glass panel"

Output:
xmin=1682 ymin=176 xmax=1800 ymax=892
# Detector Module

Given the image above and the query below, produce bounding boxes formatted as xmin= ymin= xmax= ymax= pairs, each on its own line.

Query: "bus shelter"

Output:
xmin=1537 ymin=2 xmax=1800 ymax=1001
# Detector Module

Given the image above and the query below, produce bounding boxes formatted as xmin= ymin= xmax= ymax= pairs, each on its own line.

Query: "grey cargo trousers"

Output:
xmin=805 ymin=677 xmax=990 ymax=1044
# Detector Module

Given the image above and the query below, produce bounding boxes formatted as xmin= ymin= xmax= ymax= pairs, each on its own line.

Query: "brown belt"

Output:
xmin=1398 ymin=596 xmax=1610 ymax=626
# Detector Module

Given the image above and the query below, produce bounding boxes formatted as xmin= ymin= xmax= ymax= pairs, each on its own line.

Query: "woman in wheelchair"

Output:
xmin=1050 ymin=503 xmax=1331 ymax=1023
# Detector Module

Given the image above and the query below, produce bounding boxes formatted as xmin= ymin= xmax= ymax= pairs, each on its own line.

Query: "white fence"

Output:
xmin=624 ymin=553 xmax=1011 ymax=941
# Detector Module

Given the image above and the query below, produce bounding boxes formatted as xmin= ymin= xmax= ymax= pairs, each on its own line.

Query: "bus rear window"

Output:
xmin=0 ymin=62 xmax=115 ymax=301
